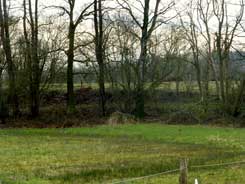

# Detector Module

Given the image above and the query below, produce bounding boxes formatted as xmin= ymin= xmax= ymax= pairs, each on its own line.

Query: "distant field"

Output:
xmin=0 ymin=124 xmax=245 ymax=183
xmin=48 ymin=81 xmax=218 ymax=93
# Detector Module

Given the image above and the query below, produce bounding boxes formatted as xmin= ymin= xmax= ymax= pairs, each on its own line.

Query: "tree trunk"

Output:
xmin=135 ymin=0 xmax=150 ymax=118
xmin=209 ymin=60 xmax=220 ymax=99
xmin=27 ymin=0 xmax=40 ymax=117
xmin=0 ymin=67 xmax=3 ymax=109
xmin=0 ymin=68 xmax=7 ymax=124
xmin=195 ymin=64 xmax=203 ymax=101
xmin=216 ymin=31 xmax=226 ymax=104
xmin=94 ymin=0 xmax=106 ymax=116
xmin=176 ymin=62 xmax=181 ymax=96
xmin=224 ymin=56 xmax=230 ymax=106
xmin=67 ymin=25 xmax=75 ymax=114
xmin=1 ymin=0 xmax=20 ymax=116
xmin=204 ymin=62 xmax=209 ymax=95
xmin=32 ymin=0 xmax=40 ymax=117
xmin=98 ymin=62 xmax=106 ymax=116
xmin=232 ymin=79 xmax=245 ymax=116
xmin=135 ymin=42 xmax=147 ymax=118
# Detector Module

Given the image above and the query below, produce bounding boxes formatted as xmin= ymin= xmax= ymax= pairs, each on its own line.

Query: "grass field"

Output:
xmin=0 ymin=124 xmax=245 ymax=184
xmin=48 ymin=81 xmax=217 ymax=93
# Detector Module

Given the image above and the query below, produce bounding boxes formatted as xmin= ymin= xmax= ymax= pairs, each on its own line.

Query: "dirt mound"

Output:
xmin=107 ymin=111 xmax=137 ymax=125
xmin=167 ymin=111 xmax=200 ymax=125
xmin=203 ymin=114 xmax=235 ymax=127
xmin=42 ymin=90 xmax=66 ymax=104
xmin=74 ymin=87 xmax=99 ymax=104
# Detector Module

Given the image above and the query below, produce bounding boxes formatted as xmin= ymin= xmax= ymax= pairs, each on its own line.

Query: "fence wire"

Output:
xmin=108 ymin=169 xmax=180 ymax=184
xmin=108 ymin=159 xmax=245 ymax=184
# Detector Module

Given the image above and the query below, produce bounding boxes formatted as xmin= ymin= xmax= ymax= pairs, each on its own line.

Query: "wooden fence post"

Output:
xmin=179 ymin=159 xmax=188 ymax=184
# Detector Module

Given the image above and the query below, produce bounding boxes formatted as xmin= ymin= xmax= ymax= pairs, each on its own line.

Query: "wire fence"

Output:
xmin=108 ymin=169 xmax=180 ymax=184
xmin=191 ymin=160 xmax=245 ymax=169
xmin=107 ymin=159 xmax=245 ymax=184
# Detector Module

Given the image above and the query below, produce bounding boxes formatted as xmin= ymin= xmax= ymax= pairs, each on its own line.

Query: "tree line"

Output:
xmin=0 ymin=0 xmax=245 ymax=120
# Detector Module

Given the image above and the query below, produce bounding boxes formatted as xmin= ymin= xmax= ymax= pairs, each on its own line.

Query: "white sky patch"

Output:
xmin=9 ymin=0 xmax=245 ymax=51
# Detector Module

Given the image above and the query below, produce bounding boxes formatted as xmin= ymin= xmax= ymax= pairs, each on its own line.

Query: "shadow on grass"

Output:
xmin=41 ymin=150 xmax=245 ymax=183
xmin=46 ymin=161 xmax=179 ymax=183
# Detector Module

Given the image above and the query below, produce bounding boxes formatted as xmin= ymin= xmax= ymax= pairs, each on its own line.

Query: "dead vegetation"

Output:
xmin=107 ymin=111 xmax=137 ymax=125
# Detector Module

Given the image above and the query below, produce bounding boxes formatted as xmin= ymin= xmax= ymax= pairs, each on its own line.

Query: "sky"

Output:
xmin=11 ymin=0 xmax=245 ymax=48
xmin=11 ymin=0 xmax=244 ymax=24
xmin=11 ymin=0 xmax=243 ymax=18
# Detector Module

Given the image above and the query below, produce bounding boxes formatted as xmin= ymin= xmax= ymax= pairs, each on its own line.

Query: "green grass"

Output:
xmin=0 ymin=124 xmax=245 ymax=183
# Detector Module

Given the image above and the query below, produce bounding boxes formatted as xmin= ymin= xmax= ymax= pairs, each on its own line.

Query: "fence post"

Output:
xmin=195 ymin=178 xmax=199 ymax=184
xmin=179 ymin=159 xmax=188 ymax=184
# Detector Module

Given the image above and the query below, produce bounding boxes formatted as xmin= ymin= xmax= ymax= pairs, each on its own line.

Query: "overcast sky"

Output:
xmin=12 ymin=0 xmax=243 ymax=21
xmin=11 ymin=0 xmax=245 ymax=38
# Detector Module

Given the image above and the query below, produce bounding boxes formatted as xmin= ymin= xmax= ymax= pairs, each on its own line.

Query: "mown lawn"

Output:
xmin=0 ymin=124 xmax=245 ymax=183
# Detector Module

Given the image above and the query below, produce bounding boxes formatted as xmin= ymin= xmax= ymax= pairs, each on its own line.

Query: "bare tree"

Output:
xmin=94 ymin=0 xmax=107 ymax=116
xmin=179 ymin=1 xmax=206 ymax=101
xmin=0 ymin=48 xmax=5 ymax=123
xmin=106 ymin=13 xmax=139 ymax=113
xmin=212 ymin=0 xmax=244 ymax=110
xmin=197 ymin=0 xmax=220 ymax=99
xmin=54 ymin=0 xmax=93 ymax=113
xmin=117 ymin=0 xmax=175 ymax=118
xmin=22 ymin=0 xmax=41 ymax=117
xmin=0 ymin=0 xmax=20 ymax=116
xmin=160 ymin=26 xmax=186 ymax=96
